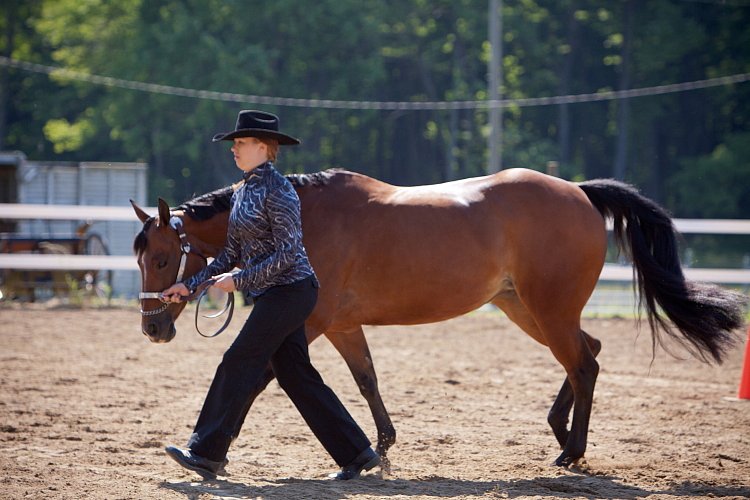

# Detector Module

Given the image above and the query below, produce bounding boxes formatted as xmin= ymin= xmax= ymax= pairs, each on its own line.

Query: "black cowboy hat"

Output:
xmin=212 ymin=110 xmax=301 ymax=145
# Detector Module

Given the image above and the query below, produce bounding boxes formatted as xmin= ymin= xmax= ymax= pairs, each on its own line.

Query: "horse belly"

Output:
xmin=343 ymin=224 xmax=509 ymax=326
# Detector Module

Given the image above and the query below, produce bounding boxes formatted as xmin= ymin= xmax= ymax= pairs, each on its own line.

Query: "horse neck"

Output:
xmin=180 ymin=212 xmax=229 ymax=257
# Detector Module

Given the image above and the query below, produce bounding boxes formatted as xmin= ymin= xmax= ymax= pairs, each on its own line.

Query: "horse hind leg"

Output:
xmin=324 ymin=327 xmax=395 ymax=472
xmin=542 ymin=321 xmax=600 ymax=466
xmin=547 ymin=331 xmax=601 ymax=451
xmin=492 ymin=295 xmax=599 ymax=466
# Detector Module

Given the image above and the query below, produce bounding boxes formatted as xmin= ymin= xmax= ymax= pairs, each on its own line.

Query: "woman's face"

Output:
xmin=231 ymin=137 xmax=268 ymax=172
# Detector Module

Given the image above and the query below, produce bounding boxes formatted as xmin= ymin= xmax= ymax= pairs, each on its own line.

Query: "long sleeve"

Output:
xmin=231 ymin=183 xmax=303 ymax=291
xmin=182 ymin=223 xmax=240 ymax=292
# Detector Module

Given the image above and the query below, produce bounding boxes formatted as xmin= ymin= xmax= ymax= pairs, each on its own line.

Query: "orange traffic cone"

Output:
xmin=739 ymin=326 xmax=750 ymax=399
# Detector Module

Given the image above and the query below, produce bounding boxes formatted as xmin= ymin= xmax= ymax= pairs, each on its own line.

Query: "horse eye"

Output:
xmin=156 ymin=259 xmax=168 ymax=270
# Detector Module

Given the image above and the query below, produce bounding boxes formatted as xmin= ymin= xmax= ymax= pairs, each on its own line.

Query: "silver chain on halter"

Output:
xmin=138 ymin=215 xmax=194 ymax=316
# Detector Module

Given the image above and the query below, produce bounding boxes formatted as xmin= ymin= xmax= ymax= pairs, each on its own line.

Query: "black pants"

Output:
xmin=187 ymin=275 xmax=370 ymax=466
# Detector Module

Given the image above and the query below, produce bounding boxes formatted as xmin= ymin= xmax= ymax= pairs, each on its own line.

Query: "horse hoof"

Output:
xmin=379 ymin=456 xmax=391 ymax=475
xmin=553 ymin=452 xmax=580 ymax=467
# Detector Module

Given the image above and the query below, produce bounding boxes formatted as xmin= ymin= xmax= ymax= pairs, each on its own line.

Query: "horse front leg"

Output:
xmin=547 ymin=331 xmax=601 ymax=451
xmin=325 ymin=327 xmax=395 ymax=472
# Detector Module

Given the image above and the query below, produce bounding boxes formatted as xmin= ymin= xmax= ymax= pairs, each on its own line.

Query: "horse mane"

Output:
xmin=286 ymin=168 xmax=343 ymax=187
xmin=176 ymin=185 xmax=234 ymax=221
xmin=134 ymin=169 xmax=345 ymax=256
xmin=177 ymin=169 xmax=342 ymax=221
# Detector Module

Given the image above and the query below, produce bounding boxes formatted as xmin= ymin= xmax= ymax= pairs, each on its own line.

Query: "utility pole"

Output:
xmin=488 ymin=0 xmax=503 ymax=173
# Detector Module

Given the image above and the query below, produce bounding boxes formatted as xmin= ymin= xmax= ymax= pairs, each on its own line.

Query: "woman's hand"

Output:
xmin=212 ymin=273 xmax=237 ymax=293
xmin=161 ymin=283 xmax=189 ymax=303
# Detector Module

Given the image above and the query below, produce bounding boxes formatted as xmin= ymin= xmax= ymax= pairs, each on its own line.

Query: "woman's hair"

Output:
xmin=258 ymin=137 xmax=280 ymax=161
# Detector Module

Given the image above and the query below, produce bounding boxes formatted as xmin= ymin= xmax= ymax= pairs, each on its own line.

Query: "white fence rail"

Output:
xmin=0 ymin=253 xmax=138 ymax=270
xmin=1 ymin=203 xmax=749 ymax=284
xmin=1 ymin=203 xmax=154 ymax=272
xmin=0 ymin=203 xmax=156 ymax=221
xmin=600 ymin=264 xmax=750 ymax=284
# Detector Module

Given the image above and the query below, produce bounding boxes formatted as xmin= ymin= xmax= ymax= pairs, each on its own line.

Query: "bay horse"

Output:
xmin=131 ymin=167 xmax=746 ymax=468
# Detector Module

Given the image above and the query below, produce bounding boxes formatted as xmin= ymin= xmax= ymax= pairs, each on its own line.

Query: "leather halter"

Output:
xmin=138 ymin=216 xmax=198 ymax=312
xmin=137 ymin=215 xmax=234 ymax=338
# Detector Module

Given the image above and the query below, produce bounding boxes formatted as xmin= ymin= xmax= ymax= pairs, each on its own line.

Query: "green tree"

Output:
xmin=669 ymin=132 xmax=750 ymax=218
xmin=2 ymin=0 xmax=748 ymax=222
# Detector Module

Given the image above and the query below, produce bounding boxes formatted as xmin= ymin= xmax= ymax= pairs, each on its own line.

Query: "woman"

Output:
xmin=161 ymin=110 xmax=379 ymax=481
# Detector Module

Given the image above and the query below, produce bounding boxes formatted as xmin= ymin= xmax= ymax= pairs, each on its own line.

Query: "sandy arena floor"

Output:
xmin=1 ymin=304 xmax=749 ymax=499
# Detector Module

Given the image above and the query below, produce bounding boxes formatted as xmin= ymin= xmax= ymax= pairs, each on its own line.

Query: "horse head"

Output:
xmin=131 ymin=198 xmax=208 ymax=343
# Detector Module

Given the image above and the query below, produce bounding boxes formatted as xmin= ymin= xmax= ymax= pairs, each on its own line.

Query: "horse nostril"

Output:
xmin=145 ymin=322 xmax=158 ymax=337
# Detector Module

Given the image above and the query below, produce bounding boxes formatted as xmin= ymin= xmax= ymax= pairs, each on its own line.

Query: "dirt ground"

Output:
xmin=1 ymin=304 xmax=749 ymax=500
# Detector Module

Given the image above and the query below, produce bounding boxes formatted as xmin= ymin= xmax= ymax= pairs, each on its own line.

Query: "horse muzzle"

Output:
xmin=143 ymin=317 xmax=177 ymax=343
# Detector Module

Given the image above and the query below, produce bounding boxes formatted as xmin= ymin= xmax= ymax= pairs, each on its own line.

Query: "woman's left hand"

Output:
xmin=211 ymin=273 xmax=237 ymax=293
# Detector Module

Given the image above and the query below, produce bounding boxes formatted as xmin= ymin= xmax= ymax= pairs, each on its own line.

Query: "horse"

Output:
xmin=131 ymin=167 xmax=746 ymax=468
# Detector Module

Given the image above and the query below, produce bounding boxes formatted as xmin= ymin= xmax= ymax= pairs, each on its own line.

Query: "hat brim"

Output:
xmin=212 ymin=128 xmax=300 ymax=145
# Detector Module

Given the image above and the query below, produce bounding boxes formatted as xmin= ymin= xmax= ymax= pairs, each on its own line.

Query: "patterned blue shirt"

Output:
xmin=183 ymin=162 xmax=316 ymax=297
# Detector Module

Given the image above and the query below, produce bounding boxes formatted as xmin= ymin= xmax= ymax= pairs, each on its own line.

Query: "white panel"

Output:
xmin=51 ymin=168 xmax=78 ymax=204
xmin=11 ymin=160 xmax=148 ymax=297
xmin=80 ymin=169 xmax=109 ymax=205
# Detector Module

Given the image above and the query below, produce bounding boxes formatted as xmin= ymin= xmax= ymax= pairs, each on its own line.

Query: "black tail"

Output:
xmin=579 ymin=179 xmax=747 ymax=364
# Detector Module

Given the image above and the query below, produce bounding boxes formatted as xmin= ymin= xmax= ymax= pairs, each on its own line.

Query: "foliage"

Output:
xmin=1 ymin=0 xmax=748 ymax=220
xmin=669 ymin=132 xmax=750 ymax=219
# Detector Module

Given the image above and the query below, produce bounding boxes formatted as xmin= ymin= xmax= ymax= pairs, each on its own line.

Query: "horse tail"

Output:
xmin=578 ymin=179 xmax=747 ymax=364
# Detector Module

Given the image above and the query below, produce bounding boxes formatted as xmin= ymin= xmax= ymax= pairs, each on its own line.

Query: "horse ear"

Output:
xmin=157 ymin=198 xmax=171 ymax=226
xmin=130 ymin=199 xmax=151 ymax=223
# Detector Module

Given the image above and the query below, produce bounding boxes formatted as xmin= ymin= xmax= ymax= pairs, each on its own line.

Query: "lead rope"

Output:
xmin=191 ymin=279 xmax=235 ymax=338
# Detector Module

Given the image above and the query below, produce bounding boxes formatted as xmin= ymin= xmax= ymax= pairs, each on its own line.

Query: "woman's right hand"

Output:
xmin=161 ymin=283 xmax=189 ymax=303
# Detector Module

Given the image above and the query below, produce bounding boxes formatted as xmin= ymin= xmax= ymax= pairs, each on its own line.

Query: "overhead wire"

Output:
xmin=2 ymin=55 xmax=749 ymax=111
